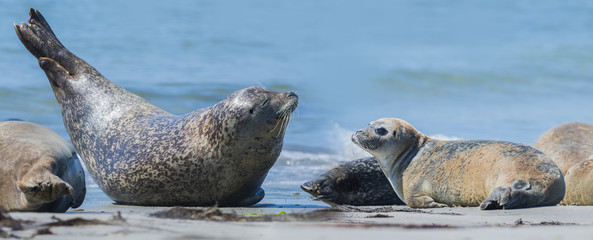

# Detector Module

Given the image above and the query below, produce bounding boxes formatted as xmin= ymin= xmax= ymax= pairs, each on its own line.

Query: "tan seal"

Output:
xmin=534 ymin=122 xmax=593 ymax=205
xmin=0 ymin=121 xmax=85 ymax=212
xmin=15 ymin=9 xmax=297 ymax=207
xmin=352 ymin=118 xmax=565 ymax=210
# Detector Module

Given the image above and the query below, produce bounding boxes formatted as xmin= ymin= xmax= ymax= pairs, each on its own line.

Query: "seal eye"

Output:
xmin=249 ymin=108 xmax=255 ymax=114
xmin=375 ymin=127 xmax=388 ymax=136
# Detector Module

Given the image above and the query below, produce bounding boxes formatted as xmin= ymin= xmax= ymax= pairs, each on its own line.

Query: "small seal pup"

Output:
xmin=15 ymin=9 xmax=298 ymax=206
xmin=301 ymin=157 xmax=404 ymax=206
xmin=534 ymin=122 xmax=593 ymax=205
xmin=0 ymin=121 xmax=85 ymax=212
xmin=352 ymin=118 xmax=565 ymax=209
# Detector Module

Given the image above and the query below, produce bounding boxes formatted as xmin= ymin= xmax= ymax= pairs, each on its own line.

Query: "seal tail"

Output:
xmin=14 ymin=8 xmax=94 ymax=78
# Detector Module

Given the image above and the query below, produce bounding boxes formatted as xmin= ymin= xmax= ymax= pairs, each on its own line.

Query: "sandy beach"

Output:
xmin=3 ymin=203 xmax=593 ymax=240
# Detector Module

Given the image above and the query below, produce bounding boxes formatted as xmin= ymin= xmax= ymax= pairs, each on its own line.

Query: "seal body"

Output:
xmin=352 ymin=118 xmax=565 ymax=210
xmin=301 ymin=157 xmax=404 ymax=206
xmin=0 ymin=121 xmax=85 ymax=212
xmin=534 ymin=122 xmax=593 ymax=205
xmin=15 ymin=9 xmax=297 ymax=206
xmin=562 ymin=160 xmax=593 ymax=205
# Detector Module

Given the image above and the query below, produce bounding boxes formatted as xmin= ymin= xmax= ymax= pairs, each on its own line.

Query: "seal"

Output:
xmin=15 ymin=9 xmax=298 ymax=207
xmin=561 ymin=159 xmax=593 ymax=205
xmin=0 ymin=121 xmax=85 ymax=212
xmin=351 ymin=118 xmax=565 ymax=209
xmin=534 ymin=122 xmax=593 ymax=175
xmin=534 ymin=122 xmax=593 ymax=205
xmin=301 ymin=157 xmax=404 ymax=206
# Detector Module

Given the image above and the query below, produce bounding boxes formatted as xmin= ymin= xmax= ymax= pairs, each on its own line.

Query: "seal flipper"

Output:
xmin=18 ymin=171 xmax=73 ymax=208
xmin=482 ymin=180 xmax=547 ymax=210
xmin=15 ymin=8 xmax=92 ymax=77
xmin=16 ymin=156 xmax=75 ymax=211
xmin=39 ymin=58 xmax=71 ymax=88
xmin=407 ymin=195 xmax=448 ymax=208
xmin=480 ymin=186 xmax=510 ymax=210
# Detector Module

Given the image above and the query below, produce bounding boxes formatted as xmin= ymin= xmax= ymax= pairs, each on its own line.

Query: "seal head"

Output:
xmin=301 ymin=157 xmax=404 ymax=206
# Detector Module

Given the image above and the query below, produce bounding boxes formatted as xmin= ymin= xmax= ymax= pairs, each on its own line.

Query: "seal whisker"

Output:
xmin=276 ymin=114 xmax=289 ymax=138
xmin=269 ymin=110 xmax=288 ymax=134
xmin=276 ymin=113 xmax=292 ymax=138
xmin=269 ymin=118 xmax=283 ymax=134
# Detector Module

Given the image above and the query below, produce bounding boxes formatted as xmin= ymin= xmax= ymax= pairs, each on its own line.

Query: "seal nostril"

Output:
xmin=287 ymin=92 xmax=298 ymax=99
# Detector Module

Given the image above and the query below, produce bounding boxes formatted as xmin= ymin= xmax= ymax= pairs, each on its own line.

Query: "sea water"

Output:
xmin=1 ymin=0 xmax=592 ymax=209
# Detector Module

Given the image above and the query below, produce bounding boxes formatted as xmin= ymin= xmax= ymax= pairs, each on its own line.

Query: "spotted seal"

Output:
xmin=301 ymin=157 xmax=404 ymax=206
xmin=15 ymin=9 xmax=298 ymax=206
xmin=0 ymin=121 xmax=85 ymax=212
xmin=534 ymin=122 xmax=593 ymax=205
xmin=351 ymin=118 xmax=565 ymax=209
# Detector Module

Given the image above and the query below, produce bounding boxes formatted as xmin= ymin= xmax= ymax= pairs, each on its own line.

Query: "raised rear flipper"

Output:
xmin=15 ymin=8 xmax=98 ymax=82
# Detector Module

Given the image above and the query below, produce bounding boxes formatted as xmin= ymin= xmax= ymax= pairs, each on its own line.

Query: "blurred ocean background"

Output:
xmin=1 ymin=1 xmax=592 ymax=209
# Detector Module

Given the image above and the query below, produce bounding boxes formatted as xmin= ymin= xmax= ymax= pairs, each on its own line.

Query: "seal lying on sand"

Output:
xmin=0 ymin=121 xmax=85 ymax=212
xmin=301 ymin=157 xmax=404 ymax=206
xmin=534 ymin=122 xmax=593 ymax=205
xmin=351 ymin=118 xmax=565 ymax=209
xmin=15 ymin=8 xmax=298 ymax=206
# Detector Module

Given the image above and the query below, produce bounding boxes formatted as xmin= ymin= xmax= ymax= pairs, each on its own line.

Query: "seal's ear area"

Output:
xmin=39 ymin=57 xmax=70 ymax=88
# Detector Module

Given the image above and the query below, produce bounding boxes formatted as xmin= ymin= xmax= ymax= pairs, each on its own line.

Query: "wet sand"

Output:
xmin=3 ymin=204 xmax=593 ymax=239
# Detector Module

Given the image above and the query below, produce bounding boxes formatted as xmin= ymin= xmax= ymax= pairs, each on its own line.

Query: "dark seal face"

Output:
xmin=301 ymin=157 xmax=405 ymax=206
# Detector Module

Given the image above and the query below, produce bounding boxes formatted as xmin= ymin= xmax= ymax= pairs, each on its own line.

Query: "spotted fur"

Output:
xmin=15 ymin=9 xmax=297 ymax=206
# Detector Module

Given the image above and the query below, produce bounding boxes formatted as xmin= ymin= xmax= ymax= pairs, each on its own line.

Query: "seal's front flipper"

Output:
xmin=481 ymin=181 xmax=544 ymax=210
xmin=481 ymin=186 xmax=511 ymax=210
xmin=407 ymin=195 xmax=448 ymax=208
xmin=18 ymin=173 xmax=73 ymax=207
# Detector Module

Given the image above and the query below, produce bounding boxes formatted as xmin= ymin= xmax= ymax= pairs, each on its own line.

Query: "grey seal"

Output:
xmin=301 ymin=157 xmax=404 ymax=206
xmin=534 ymin=122 xmax=593 ymax=205
xmin=0 ymin=121 xmax=85 ymax=212
xmin=352 ymin=118 xmax=565 ymax=210
xmin=15 ymin=8 xmax=297 ymax=206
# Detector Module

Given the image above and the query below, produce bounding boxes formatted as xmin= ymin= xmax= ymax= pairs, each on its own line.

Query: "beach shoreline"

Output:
xmin=3 ymin=204 xmax=593 ymax=239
